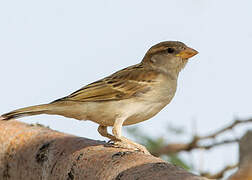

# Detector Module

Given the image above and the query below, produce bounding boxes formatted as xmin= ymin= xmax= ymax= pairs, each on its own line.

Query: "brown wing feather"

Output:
xmin=53 ymin=64 xmax=160 ymax=102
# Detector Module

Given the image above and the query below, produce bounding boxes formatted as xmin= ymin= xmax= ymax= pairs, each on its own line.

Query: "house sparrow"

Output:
xmin=0 ymin=41 xmax=198 ymax=154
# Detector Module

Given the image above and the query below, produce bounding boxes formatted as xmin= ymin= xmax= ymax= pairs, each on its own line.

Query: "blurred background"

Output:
xmin=0 ymin=0 xmax=252 ymax=179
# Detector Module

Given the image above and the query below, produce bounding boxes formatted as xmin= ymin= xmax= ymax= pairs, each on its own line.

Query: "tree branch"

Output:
xmin=200 ymin=118 xmax=252 ymax=140
xmin=0 ymin=120 xmax=207 ymax=180
xmin=201 ymin=164 xmax=238 ymax=179
xmin=152 ymin=118 xmax=252 ymax=156
xmin=229 ymin=130 xmax=252 ymax=180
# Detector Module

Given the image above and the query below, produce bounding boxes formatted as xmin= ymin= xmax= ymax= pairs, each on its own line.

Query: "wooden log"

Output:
xmin=0 ymin=120 xmax=207 ymax=180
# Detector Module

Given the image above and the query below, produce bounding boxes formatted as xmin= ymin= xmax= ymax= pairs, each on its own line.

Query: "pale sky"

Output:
xmin=0 ymin=0 xmax=252 ymax=177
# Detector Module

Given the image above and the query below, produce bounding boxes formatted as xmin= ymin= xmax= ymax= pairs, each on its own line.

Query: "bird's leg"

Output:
xmin=98 ymin=125 xmax=116 ymax=140
xmin=111 ymin=117 xmax=150 ymax=154
xmin=112 ymin=116 xmax=124 ymax=140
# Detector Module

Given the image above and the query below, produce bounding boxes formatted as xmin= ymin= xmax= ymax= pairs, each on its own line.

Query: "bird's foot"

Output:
xmin=108 ymin=137 xmax=150 ymax=155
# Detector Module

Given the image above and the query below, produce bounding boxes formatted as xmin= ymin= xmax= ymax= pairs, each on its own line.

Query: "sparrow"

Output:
xmin=0 ymin=41 xmax=198 ymax=154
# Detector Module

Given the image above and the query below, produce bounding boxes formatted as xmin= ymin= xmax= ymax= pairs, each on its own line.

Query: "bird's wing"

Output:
xmin=52 ymin=64 xmax=160 ymax=102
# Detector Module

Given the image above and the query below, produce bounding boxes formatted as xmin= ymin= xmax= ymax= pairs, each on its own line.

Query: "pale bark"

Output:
xmin=229 ymin=131 xmax=252 ymax=180
xmin=0 ymin=120 xmax=207 ymax=180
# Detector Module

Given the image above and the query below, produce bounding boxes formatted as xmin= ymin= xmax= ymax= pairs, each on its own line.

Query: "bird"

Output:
xmin=0 ymin=41 xmax=198 ymax=154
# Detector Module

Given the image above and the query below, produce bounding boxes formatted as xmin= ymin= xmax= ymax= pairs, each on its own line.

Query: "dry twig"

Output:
xmin=152 ymin=118 xmax=252 ymax=156
xmin=201 ymin=164 xmax=238 ymax=179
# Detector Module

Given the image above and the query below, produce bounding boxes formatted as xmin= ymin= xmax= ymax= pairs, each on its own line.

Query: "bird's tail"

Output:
xmin=0 ymin=104 xmax=53 ymax=120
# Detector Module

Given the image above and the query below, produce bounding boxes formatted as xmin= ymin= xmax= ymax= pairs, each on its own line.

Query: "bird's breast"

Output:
xmin=123 ymin=100 xmax=168 ymax=125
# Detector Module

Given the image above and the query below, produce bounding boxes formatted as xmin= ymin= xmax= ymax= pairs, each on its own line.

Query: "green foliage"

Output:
xmin=166 ymin=154 xmax=191 ymax=170
xmin=126 ymin=125 xmax=192 ymax=171
xmin=126 ymin=127 xmax=166 ymax=153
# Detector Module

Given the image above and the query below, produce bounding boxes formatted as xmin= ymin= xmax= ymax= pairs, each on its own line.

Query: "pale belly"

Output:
xmin=122 ymin=101 xmax=167 ymax=125
xmin=71 ymin=98 xmax=170 ymax=127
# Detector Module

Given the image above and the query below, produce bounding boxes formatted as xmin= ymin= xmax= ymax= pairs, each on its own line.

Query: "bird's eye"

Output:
xmin=167 ymin=48 xmax=175 ymax=53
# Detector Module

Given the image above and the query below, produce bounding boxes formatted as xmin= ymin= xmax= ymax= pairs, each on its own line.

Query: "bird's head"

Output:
xmin=142 ymin=41 xmax=198 ymax=74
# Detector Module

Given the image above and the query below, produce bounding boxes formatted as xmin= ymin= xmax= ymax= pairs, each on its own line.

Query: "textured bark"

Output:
xmin=0 ymin=120 xmax=207 ymax=180
xmin=229 ymin=131 xmax=252 ymax=180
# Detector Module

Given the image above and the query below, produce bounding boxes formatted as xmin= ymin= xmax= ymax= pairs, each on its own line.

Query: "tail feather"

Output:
xmin=0 ymin=104 xmax=51 ymax=120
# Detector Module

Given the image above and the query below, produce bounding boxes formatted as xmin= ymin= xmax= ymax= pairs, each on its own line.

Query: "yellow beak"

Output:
xmin=176 ymin=47 xmax=198 ymax=59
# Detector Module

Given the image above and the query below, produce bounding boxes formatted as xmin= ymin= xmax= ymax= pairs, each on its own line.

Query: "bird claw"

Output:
xmin=107 ymin=139 xmax=114 ymax=144
xmin=106 ymin=139 xmax=150 ymax=155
